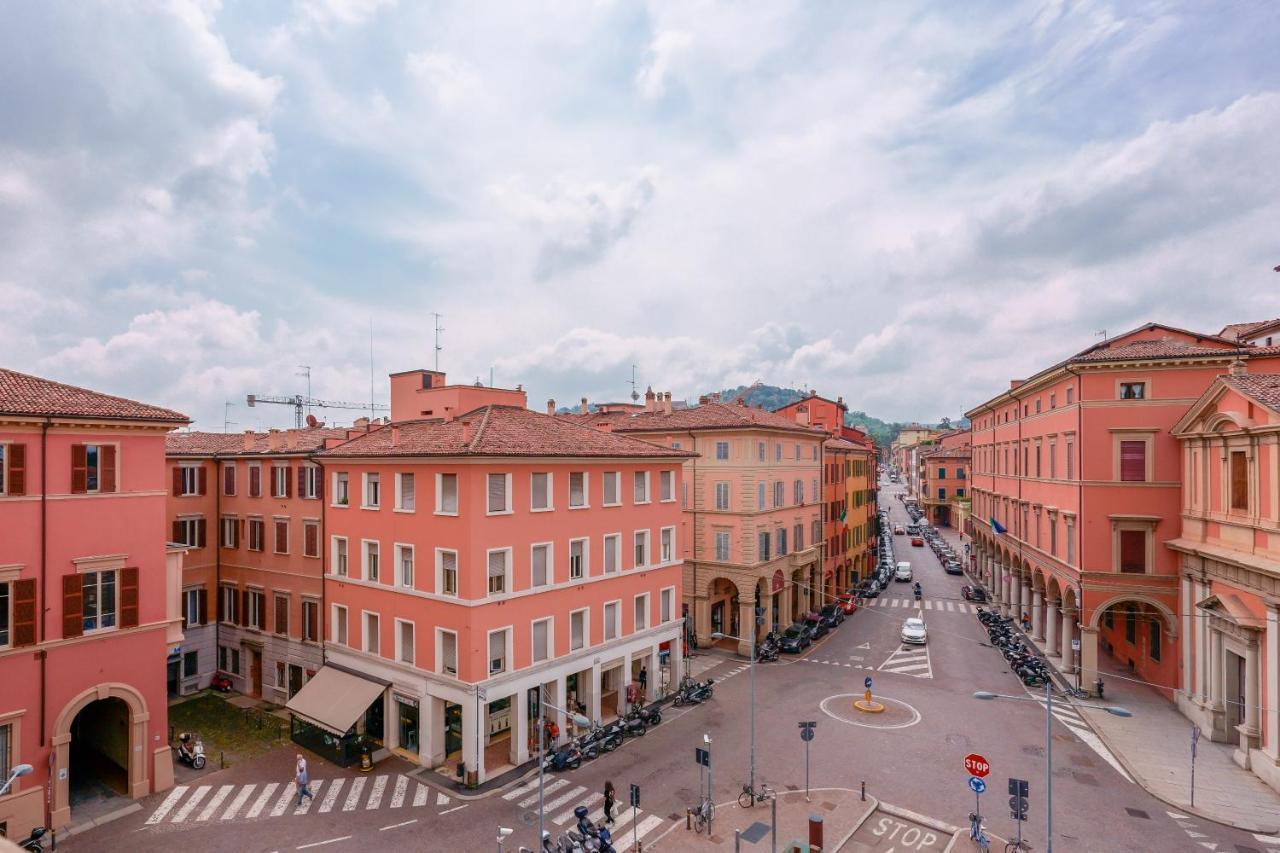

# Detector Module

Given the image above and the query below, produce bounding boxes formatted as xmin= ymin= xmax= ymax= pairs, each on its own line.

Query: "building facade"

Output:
xmin=0 ymin=368 xmax=187 ymax=832
xmin=919 ymin=430 xmax=971 ymax=528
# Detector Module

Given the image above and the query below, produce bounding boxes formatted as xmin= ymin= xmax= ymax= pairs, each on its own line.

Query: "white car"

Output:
xmin=900 ymin=617 xmax=927 ymax=645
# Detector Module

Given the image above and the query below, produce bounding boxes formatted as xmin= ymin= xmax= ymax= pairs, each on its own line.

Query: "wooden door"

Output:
xmin=250 ymin=650 xmax=262 ymax=697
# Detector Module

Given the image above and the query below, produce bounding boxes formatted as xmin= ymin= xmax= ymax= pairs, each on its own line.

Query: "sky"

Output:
xmin=2 ymin=1 xmax=1278 ymax=431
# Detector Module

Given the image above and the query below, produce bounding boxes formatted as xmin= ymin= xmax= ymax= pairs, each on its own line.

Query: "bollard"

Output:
xmin=735 ymin=829 xmax=741 ymax=852
xmin=220 ymin=751 xmax=225 ymax=769
xmin=686 ymin=808 xmax=693 ymax=831
xmin=860 ymin=780 xmax=865 ymax=802
xmin=809 ymin=814 xmax=823 ymax=852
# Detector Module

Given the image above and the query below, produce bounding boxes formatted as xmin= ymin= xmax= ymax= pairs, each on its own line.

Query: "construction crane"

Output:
xmin=246 ymin=393 xmax=389 ymax=428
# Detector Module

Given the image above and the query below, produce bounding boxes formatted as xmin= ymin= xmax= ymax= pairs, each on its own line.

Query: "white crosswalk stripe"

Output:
xmin=197 ymin=784 xmax=235 ymax=821
xmin=319 ymin=779 xmax=345 ymax=813
xmin=269 ymin=782 xmax=296 ymax=817
xmin=879 ymin=644 xmax=933 ymax=678
xmin=542 ymin=784 xmax=588 ymax=814
xmin=245 ymin=782 xmax=279 ymax=819
xmin=172 ymin=785 xmax=212 ymax=823
xmin=365 ymin=775 xmax=388 ymax=809
xmin=294 ymin=779 xmax=324 ymax=814
xmin=145 ymin=785 xmax=189 ymax=824
xmin=390 ymin=774 xmax=408 ymax=808
xmin=553 ymin=793 xmax=603 ymax=825
xmin=1025 ymin=687 xmax=1133 ymax=783
xmin=519 ymin=777 xmax=568 ymax=808
xmin=503 ymin=778 xmax=541 ymax=801
xmin=624 ymin=814 xmax=667 ymax=851
xmin=432 ymin=789 xmax=448 ymax=807
xmin=220 ymin=783 xmax=256 ymax=821
xmin=343 ymin=777 xmax=366 ymax=811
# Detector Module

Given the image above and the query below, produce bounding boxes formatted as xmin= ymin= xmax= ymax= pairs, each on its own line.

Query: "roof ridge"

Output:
xmin=467 ymin=405 xmax=493 ymax=452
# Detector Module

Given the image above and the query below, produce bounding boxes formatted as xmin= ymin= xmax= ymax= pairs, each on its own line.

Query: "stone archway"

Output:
xmin=705 ymin=576 xmax=741 ymax=647
xmin=51 ymin=683 xmax=151 ymax=829
xmin=1089 ymin=595 xmax=1179 ymax=693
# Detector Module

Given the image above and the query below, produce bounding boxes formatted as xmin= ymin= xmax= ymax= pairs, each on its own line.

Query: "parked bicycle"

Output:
xmin=738 ymin=781 xmax=774 ymax=808
xmin=690 ymin=797 xmax=715 ymax=833
xmin=968 ymin=813 xmax=990 ymax=852
xmin=1005 ymin=839 xmax=1033 ymax=852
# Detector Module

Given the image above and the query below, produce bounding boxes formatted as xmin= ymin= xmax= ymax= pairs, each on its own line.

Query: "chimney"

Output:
xmin=662 ymin=392 xmax=672 ymax=415
xmin=546 ymin=399 xmax=556 ymax=416
xmin=286 ymin=429 xmax=299 ymax=451
xmin=391 ymin=426 xmax=401 ymax=447
xmin=810 ymin=389 xmax=817 ymax=397
xmin=461 ymin=420 xmax=474 ymax=444
xmin=644 ymin=386 xmax=656 ymax=413
xmin=698 ymin=394 xmax=710 ymax=405
xmin=243 ymin=430 xmax=255 ymax=451
xmin=267 ymin=429 xmax=281 ymax=451
xmin=1229 ymin=358 xmax=1247 ymax=376
xmin=579 ymin=397 xmax=589 ymax=414
xmin=354 ymin=417 xmax=370 ymax=431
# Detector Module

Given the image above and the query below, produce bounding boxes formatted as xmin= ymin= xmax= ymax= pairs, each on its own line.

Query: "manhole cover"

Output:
xmin=821 ymin=801 xmax=836 ymax=811
xmin=668 ymin=813 xmax=681 ymax=821
xmin=1021 ymin=745 xmax=1044 ymax=757
xmin=1124 ymin=808 xmax=1149 ymax=819
xmin=740 ymin=822 xmax=770 ymax=843
xmin=520 ymin=811 xmax=537 ymax=825
xmin=1072 ymin=772 xmax=1099 ymax=787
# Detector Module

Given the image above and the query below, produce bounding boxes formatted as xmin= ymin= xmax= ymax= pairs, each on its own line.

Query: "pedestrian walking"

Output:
xmin=603 ymin=780 xmax=616 ymax=824
xmin=638 ymin=666 xmax=648 ymax=696
xmin=295 ymin=754 xmax=314 ymax=806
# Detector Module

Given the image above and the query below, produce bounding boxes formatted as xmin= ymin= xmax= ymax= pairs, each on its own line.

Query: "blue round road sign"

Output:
xmin=968 ymin=776 xmax=987 ymax=794
xmin=864 ymin=676 xmax=873 ymax=690
xmin=800 ymin=727 xmax=814 ymax=742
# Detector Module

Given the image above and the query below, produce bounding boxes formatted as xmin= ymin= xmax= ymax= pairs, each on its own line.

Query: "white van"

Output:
xmin=895 ymin=561 xmax=912 ymax=582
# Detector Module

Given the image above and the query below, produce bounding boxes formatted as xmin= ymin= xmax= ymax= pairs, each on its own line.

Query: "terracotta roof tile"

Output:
xmin=609 ymin=401 xmax=824 ymax=435
xmin=318 ymin=406 xmax=695 ymax=459
xmin=0 ymin=367 xmax=188 ymax=423
xmin=1223 ymin=374 xmax=1280 ymax=412
xmin=167 ymin=428 xmax=351 ymax=457
xmin=921 ymin=446 xmax=972 ymax=459
xmin=1069 ymin=339 xmax=1238 ymax=363
xmin=1219 ymin=319 xmax=1280 ymax=340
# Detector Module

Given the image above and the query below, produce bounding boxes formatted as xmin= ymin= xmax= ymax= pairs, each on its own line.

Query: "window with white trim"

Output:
xmin=531 ymin=543 xmax=550 ymax=587
xmin=487 ymin=549 xmax=509 ymax=594
xmin=659 ymin=470 xmax=674 ymax=502
xmin=395 ymin=544 xmax=414 ymax=588
xmin=364 ymin=611 xmax=380 ymax=654
xmin=531 ymin=472 xmax=552 ymax=511
xmin=395 ymin=472 xmax=415 ymax=511
xmin=333 ymin=472 xmax=349 ymax=506
xmin=363 ymin=472 xmax=381 ymax=508
xmin=246 ymin=590 xmax=264 ymax=630
xmin=532 ymin=617 xmax=551 ymax=663
xmin=569 ymin=538 xmax=586 ymax=580
xmin=300 ymin=465 xmax=320 ymax=499
xmin=364 ymin=540 xmax=380 ymax=582
xmin=333 ymin=536 xmax=348 ymax=576
xmin=183 ymin=587 xmax=201 ymax=629
xmin=221 ymin=516 xmax=238 ymax=548
xmin=436 ymin=472 xmax=458 ymax=514
xmin=436 ymin=549 xmax=458 ymax=596
xmin=604 ymin=601 xmax=619 ymax=641
xmin=634 ymin=594 xmax=649 ymax=631
xmin=80 ymin=570 xmax=117 ymax=633
xmin=397 ymin=619 xmax=415 ymax=664
xmin=570 ymin=608 xmax=587 ymax=651
xmin=715 ymin=481 xmax=730 ymax=510
xmin=603 ymin=471 xmax=620 ymax=505
xmin=757 ymin=482 xmax=765 ymax=510
xmin=272 ymin=464 xmax=290 ymax=498
xmin=333 ymin=604 xmax=348 ymax=646
xmin=661 ymin=587 xmax=673 ymax=623
xmin=603 ymin=534 xmax=620 ymax=573
xmin=715 ymin=442 xmax=729 ymax=461
xmin=633 ymin=530 xmax=650 ymax=568
xmin=569 ymin=471 xmax=588 ymax=508
xmin=757 ymin=441 xmax=766 ymax=461
xmin=439 ymin=629 xmax=457 ymax=675
xmin=488 ymin=628 xmax=508 ymax=674
xmin=487 ymin=473 xmax=511 ymax=514
xmin=180 ymin=465 xmax=200 ymax=496
xmin=633 ymin=471 xmax=650 ymax=504
xmin=660 ymin=527 xmax=673 ymax=563
xmin=715 ymin=531 xmax=730 ymax=561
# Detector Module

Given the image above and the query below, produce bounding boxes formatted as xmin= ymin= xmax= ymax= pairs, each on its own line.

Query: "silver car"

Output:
xmin=900 ymin=617 xmax=928 ymax=645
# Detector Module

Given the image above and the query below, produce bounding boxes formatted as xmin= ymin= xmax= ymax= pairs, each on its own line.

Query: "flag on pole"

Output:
xmin=990 ymin=516 xmax=1007 ymax=535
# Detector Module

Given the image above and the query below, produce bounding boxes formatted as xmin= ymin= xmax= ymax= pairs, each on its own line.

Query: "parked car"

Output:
xmin=911 ymin=536 xmax=925 ymax=547
xmin=901 ymin=617 xmax=928 ymax=645
xmin=893 ymin=525 xmax=905 ymax=535
xmin=803 ymin=612 xmax=830 ymax=639
xmin=962 ymin=585 xmax=988 ymax=602
xmin=895 ymin=562 xmax=913 ymax=582
xmin=778 ymin=623 xmax=813 ymax=652
xmin=837 ymin=594 xmax=859 ymax=615
xmin=819 ymin=603 xmax=844 ymax=627
xmin=943 ymin=560 xmax=964 ymax=575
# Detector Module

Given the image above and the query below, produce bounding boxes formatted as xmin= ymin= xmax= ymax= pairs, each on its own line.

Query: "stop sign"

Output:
xmin=964 ymin=753 xmax=990 ymax=778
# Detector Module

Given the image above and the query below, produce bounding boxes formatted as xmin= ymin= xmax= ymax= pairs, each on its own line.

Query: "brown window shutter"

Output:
xmin=257 ymin=595 xmax=266 ymax=630
xmin=198 ymin=588 xmax=208 ymax=625
xmin=100 ymin=445 xmax=117 ymax=493
xmin=276 ymin=595 xmax=288 ymax=635
xmin=284 ymin=466 xmax=293 ymax=498
xmin=197 ymin=465 xmax=207 ymax=496
xmin=196 ymin=518 xmax=207 ymax=548
xmin=62 ymin=573 xmax=84 ymax=638
xmin=233 ymin=519 xmax=240 ymax=549
xmin=172 ymin=520 xmax=182 ymax=543
xmin=315 ymin=468 xmax=324 ymax=501
xmin=119 ymin=566 xmax=139 ymax=628
xmin=171 ymin=464 xmax=183 ymax=496
xmin=217 ymin=588 xmax=224 ymax=622
xmin=13 ymin=578 xmax=36 ymax=646
xmin=72 ymin=445 xmax=88 ymax=494
xmin=297 ymin=466 xmax=306 ymax=499
xmin=181 ymin=590 xmax=189 ymax=629
xmin=1120 ymin=530 xmax=1146 ymax=572
xmin=306 ymin=603 xmax=317 ymax=642
xmin=240 ymin=589 xmax=248 ymax=626
xmin=8 ymin=443 xmax=26 ymax=495
xmin=305 ymin=523 xmax=318 ymax=558
xmin=249 ymin=466 xmax=260 ymax=497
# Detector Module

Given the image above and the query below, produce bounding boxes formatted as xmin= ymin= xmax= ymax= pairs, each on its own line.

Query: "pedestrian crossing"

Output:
xmin=864 ymin=596 xmax=982 ymax=614
xmin=143 ymin=773 xmax=456 ymax=827
xmin=879 ymin=643 xmax=933 ymax=678
xmin=799 ymin=657 xmax=878 ymax=672
xmin=500 ymin=778 xmax=671 ymax=852
xmin=1022 ymin=686 xmax=1132 ymax=783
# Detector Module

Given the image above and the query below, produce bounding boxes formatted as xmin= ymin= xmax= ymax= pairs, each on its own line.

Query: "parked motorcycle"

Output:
xmin=16 ymin=827 xmax=47 ymax=853
xmin=174 ymin=732 xmax=207 ymax=770
xmin=627 ymin=703 xmax=662 ymax=727
xmin=543 ymin=741 xmax=583 ymax=772
xmin=674 ymin=678 xmax=714 ymax=706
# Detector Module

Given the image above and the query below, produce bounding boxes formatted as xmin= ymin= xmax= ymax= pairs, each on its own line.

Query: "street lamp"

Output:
xmin=535 ymin=686 xmax=591 ymax=851
xmin=0 ymin=763 xmax=32 ymax=797
xmin=711 ymin=627 xmax=759 ymax=799
xmin=973 ymin=687 xmax=1132 ymax=853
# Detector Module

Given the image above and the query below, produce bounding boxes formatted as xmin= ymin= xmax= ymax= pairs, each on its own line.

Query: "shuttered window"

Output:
xmin=396 ymin=472 xmax=415 ymax=511
xmin=248 ymin=518 xmax=264 ymax=552
xmin=660 ymin=470 xmax=674 ymax=501
xmin=274 ymin=519 xmax=289 ymax=554
xmin=441 ymin=630 xmax=457 ymax=674
xmin=439 ymin=550 xmax=458 ymax=595
xmin=531 ymin=472 xmax=550 ymax=510
xmin=0 ymin=444 xmax=26 ymax=496
xmin=487 ymin=473 xmax=509 ymax=513
xmin=531 ymin=544 xmax=549 ymax=587
xmin=489 ymin=629 xmax=507 ymax=674
xmin=569 ymin=540 xmax=585 ymax=579
xmin=569 ymin=472 xmax=586 ymax=507
xmin=303 ymin=600 xmax=318 ymax=641
xmin=758 ymin=531 xmax=771 ymax=562
xmin=275 ymin=594 xmax=289 ymax=636
xmin=437 ymin=473 xmax=458 ymax=513
xmin=604 ymin=602 xmax=618 ymax=641
xmin=223 ymin=463 xmax=236 ymax=496
xmin=1119 ymin=530 xmax=1146 ymax=573
xmin=1230 ymin=451 xmax=1249 ymax=510
xmin=603 ymin=535 xmax=619 ymax=573
xmin=11 ymin=579 xmax=35 ymax=646
xmin=248 ymin=465 xmax=262 ymax=498
xmin=532 ymin=618 xmax=550 ymax=663
xmin=77 ymin=445 xmax=117 ymax=494
xmin=487 ymin=550 xmax=507 ymax=594
xmin=603 ymin=472 xmax=619 ymax=505
xmin=303 ymin=522 xmax=319 ymax=558
xmin=715 ymin=482 xmax=730 ymax=510
xmin=1119 ymin=441 xmax=1146 ymax=482
xmin=570 ymin=610 xmax=586 ymax=650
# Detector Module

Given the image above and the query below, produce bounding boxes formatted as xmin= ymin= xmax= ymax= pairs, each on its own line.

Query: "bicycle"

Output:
xmin=968 ymin=812 xmax=990 ymax=852
xmin=738 ymin=781 xmax=774 ymax=808
xmin=690 ymin=797 xmax=714 ymax=833
xmin=1005 ymin=840 xmax=1033 ymax=852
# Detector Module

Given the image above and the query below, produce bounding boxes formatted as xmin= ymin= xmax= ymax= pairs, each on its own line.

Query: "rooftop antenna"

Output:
xmin=369 ymin=319 xmax=376 ymax=421
xmin=1096 ymin=329 xmax=1108 ymax=341
xmin=629 ymin=364 xmax=640 ymax=403
xmin=297 ymin=366 xmax=312 ymax=419
xmin=223 ymin=401 xmax=236 ymax=433
xmin=432 ymin=313 xmax=444 ymax=371
xmin=490 ymin=366 xmax=494 ymax=387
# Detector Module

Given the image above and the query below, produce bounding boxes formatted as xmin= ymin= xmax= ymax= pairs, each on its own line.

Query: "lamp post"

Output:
xmin=0 ymin=763 xmax=32 ymax=797
xmin=974 ymin=686 xmax=1132 ymax=853
xmin=536 ymin=686 xmax=591 ymax=850
xmin=711 ymin=623 xmax=758 ymax=798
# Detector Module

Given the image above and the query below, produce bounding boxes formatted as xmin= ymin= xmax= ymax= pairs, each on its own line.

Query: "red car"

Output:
xmin=911 ymin=536 xmax=925 ymax=547
xmin=837 ymin=594 xmax=858 ymax=615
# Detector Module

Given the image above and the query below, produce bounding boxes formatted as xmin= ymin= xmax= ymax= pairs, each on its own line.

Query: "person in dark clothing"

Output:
xmin=603 ymin=780 xmax=616 ymax=824
xmin=638 ymin=666 xmax=648 ymax=696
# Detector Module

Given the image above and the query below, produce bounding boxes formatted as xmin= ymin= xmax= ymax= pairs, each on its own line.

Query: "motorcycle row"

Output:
xmin=976 ymin=607 xmax=1051 ymax=687
xmin=537 ymin=805 xmax=621 ymax=852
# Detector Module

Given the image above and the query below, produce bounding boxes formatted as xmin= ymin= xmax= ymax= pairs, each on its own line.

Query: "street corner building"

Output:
xmin=963 ymin=320 xmax=1280 ymax=796
xmin=286 ymin=370 xmax=692 ymax=786
xmin=0 ymin=367 xmax=189 ymax=833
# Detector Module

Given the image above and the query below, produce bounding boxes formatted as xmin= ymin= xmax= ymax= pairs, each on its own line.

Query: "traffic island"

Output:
xmin=820 ymin=693 xmax=920 ymax=730
xmin=657 ymin=787 xmax=874 ymax=851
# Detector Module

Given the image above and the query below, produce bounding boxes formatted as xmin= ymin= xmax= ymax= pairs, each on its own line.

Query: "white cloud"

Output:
xmin=635 ymin=30 xmax=693 ymax=100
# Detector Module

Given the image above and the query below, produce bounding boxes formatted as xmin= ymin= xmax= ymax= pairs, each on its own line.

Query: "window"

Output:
xmin=1048 ymin=444 xmax=1056 ymax=479
xmin=274 ymin=594 xmax=289 ymax=635
xmin=793 ymin=479 xmax=803 ymax=504
xmin=531 ymin=543 xmax=550 ymax=587
xmin=633 ymin=471 xmax=650 ymax=503
xmin=1066 ymin=387 xmax=1075 ymax=404
xmin=715 ymin=441 xmax=729 ymax=461
xmin=661 ymin=588 xmax=674 ymax=622
xmin=1119 ymin=530 xmax=1146 ymax=573
xmin=938 ymin=468 xmax=947 ymax=479
xmin=531 ymin=472 xmax=551 ymax=511
xmin=221 ymin=516 xmax=239 ymax=549
xmin=364 ymin=541 xmax=380 ymax=582
xmin=303 ymin=521 xmax=320 ymax=558
xmin=777 ymin=527 xmax=788 ymax=556
xmin=0 ymin=443 xmax=26 ymax=496
xmin=1230 ymin=451 xmax=1249 ymax=511
xmin=1149 ymin=620 xmax=1161 ymax=661
xmin=604 ymin=534 xmax=620 ymax=573
xmin=715 ymin=531 xmax=730 ymax=561
xmin=812 ymin=445 xmax=819 ymax=460
xmin=1119 ymin=441 xmax=1147 ymax=482
xmin=333 ymin=537 xmax=348 ymax=576
xmin=183 ymin=650 xmax=198 ymax=678
xmin=248 ymin=464 xmax=262 ymax=498
xmin=660 ymin=527 xmax=673 ymax=562
xmin=183 ymin=588 xmax=203 ymax=628
xmin=758 ymin=531 xmax=771 ymax=561
xmin=81 ymin=571 xmax=117 ymax=632
xmin=1066 ymin=522 xmax=1076 ymax=564
xmin=300 ymin=465 xmax=320 ymax=499
xmin=273 ymin=518 xmax=289 ymax=554
xmin=1066 ymin=442 xmax=1075 ymax=480
xmin=603 ymin=471 xmax=620 ymax=505
xmin=773 ymin=481 xmax=784 ymax=508
xmin=794 ymin=523 xmax=804 ymax=551
xmin=715 ymin=482 xmax=730 ymax=510
xmin=794 ymin=443 xmax=800 ymax=460
xmin=570 ymin=609 xmax=587 ymax=651
xmin=660 ymin=470 xmax=675 ymax=502
xmin=757 ymin=482 xmax=765 ymax=510
xmin=396 ymin=544 xmax=414 ymax=588
xmin=436 ymin=473 xmax=458 ymax=514
xmin=364 ymin=612 xmax=380 ymax=654
xmin=180 ymin=465 xmax=200 ymax=496
xmin=437 ymin=550 xmax=458 ymax=596
xmin=569 ymin=539 xmax=586 ymax=580
xmin=634 ymin=594 xmax=649 ymax=631
xmin=938 ymin=488 xmax=946 ymax=501
xmin=812 ymin=519 xmax=820 ymax=545
xmin=532 ymin=618 xmax=551 ymax=663
xmin=812 ymin=478 xmax=819 ymax=502
xmin=487 ymin=549 xmax=508 ymax=594
xmin=604 ymin=601 xmax=619 ymax=641
xmin=439 ymin=629 xmax=458 ymax=675
xmin=1125 ymin=608 xmax=1137 ymax=644
xmin=1035 ymin=399 xmax=1042 ymax=414
xmin=633 ymin=530 xmax=650 ymax=567
xmin=332 ymin=471 xmax=348 ymax=505
xmin=1049 ymin=517 xmax=1057 ymax=555
xmin=303 ymin=600 xmax=319 ymax=642
xmin=174 ymin=517 xmax=205 ymax=548
xmin=757 ymin=441 xmax=766 ymax=461
xmin=487 ymin=473 xmax=510 ymax=513
xmin=1119 ymin=382 xmax=1145 ymax=400
xmin=246 ymin=589 xmax=265 ymax=630
xmin=363 ymin=472 xmax=381 ymax=508
xmin=489 ymin=629 xmax=508 ymax=674
xmin=396 ymin=472 xmax=416 ymax=511
xmin=775 ymin=443 xmax=782 ymax=461
xmin=569 ymin=472 xmax=587 ymax=508
xmin=218 ymin=645 xmax=240 ymax=674
xmin=272 ymin=464 xmax=291 ymax=499
xmin=219 ymin=585 xmax=238 ymax=624
xmin=1050 ymin=393 xmax=1057 ymax=408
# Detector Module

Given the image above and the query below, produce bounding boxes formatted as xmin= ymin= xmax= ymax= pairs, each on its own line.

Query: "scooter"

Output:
xmin=174 ymin=732 xmax=207 ymax=770
xmin=17 ymin=827 xmax=47 ymax=853
xmin=627 ymin=703 xmax=662 ymax=727
xmin=543 ymin=741 xmax=582 ymax=772
xmin=574 ymin=807 xmax=617 ymax=853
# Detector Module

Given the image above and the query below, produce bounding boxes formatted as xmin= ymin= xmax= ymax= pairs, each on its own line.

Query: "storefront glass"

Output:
xmin=396 ymin=696 xmax=419 ymax=754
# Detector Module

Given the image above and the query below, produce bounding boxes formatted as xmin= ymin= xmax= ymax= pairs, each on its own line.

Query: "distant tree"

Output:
xmin=939 ymin=416 xmax=952 ymax=429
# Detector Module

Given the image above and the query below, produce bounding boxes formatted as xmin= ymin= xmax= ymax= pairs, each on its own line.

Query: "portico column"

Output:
xmin=1197 ymin=581 xmax=1211 ymax=704
xmin=1044 ymin=601 xmax=1059 ymax=658
xmin=514 ymin=688 xmax=530 ymax=765
xmin=1010 ymin=573 xmax=1022 ymax=617
xmin=737 ymin=596 xmax=756 ymax=658
xmin=552 ymin=675 xmax=567 ymax=743
xmin=1266 ymin=605 xmax=1280 ymax=761
xmin=695 ymin=597 xmax=712 ymax=647
xmin=758 ymin=588 xmax=774 ymax=635
xmin=1210 ymin=629 xmax=1224 ymax=710
xmin=1061 ymin=608 xmax=1076 ymax=674
xmin=462 ymin=694 xmax=482 ymax=786
xmin=1021 ymin=580 xmax=1032 ymax=623
xmin=1031 ymin=591 xmax=1044 ymax=640
xmin=1238 ymin=646 xmax=1262 ymax=768
xmin=1181 ymin=574 xmax=1194 ymax=701
xmin=590 ymin=660 xmax=603 ymax=722
xmin=1080 ymin=626 xmax=1099 ymax=693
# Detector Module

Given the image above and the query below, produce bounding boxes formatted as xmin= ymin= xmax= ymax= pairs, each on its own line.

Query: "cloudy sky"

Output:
xmin=3 ymin=1 xmax=1277 ymax=430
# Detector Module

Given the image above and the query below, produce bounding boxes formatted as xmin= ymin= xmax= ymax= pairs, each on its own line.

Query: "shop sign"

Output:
xmin=392 ymin=693 xmax=419 ymax=709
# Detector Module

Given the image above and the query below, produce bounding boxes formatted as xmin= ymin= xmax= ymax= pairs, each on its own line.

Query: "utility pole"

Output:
xmin=298 ymin=366 xmax=312 ymax=420
xmin=433 ymin=313 xmax=445 ymax=371
xmin=223 ymin=401 xmax=236 ymax=433
xmin=629 ymin=364 xmax=640 ymax=403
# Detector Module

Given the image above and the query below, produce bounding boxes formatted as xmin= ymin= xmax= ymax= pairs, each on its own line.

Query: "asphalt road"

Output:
xmin=64 ymin=479 xmax=1271 ymax=852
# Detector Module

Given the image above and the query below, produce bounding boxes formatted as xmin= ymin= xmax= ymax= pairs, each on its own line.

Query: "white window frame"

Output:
xmin=715 ymin=441 xmax=729 ymax=461
xmin=272 ymin=464 xmax=290 ymax=498
xmin=530 ymin=471 xmax=553 ymax=512
xmin=531 ymin=616 xmax=553 ymax=663
xmin=332 ymin=535 xmax=349 ymax=577
xmin=272 ymin=517 xmax=289 ymax=555
xmin=659 ymin=469 xmax=675 ymax=502
xmin=633 ymin=529 xmax=650 ymax=569
xmin=183 ymin=587 xmax=202 ymax=628
xmin=568 ymin=537 xmax=588 ymax=581
xmin=435 ymin=548 xmax=459 ymax=597
xmin=221 ymin=461 xmax=236 ymax=496
xmin=634 ymin=593 xmax=650 ymax=632
xmin=486 ymin=472 xmax=513 ymax=515
xmin=394 ymin=542 xmax=415 ymax=589
xmin=659 ymin=526 xmax=675 ymax=563
xmin=569 ymin=607 xmax=589 ymax=651
xmin=568 ymin=471 xmax=589 ymax=509
xmin=362 ymin=538 xmax=380 ymax=583
xmin=332 ymin=604 xmax=349 ymax=646
xmin=715 ymin=530 xmax=731 ymax=561
xmin=486 ymin=547 xmax=512 ymax=596
xmin=246 ymin=589 xmax=264 ymax=630
xmin=436 ymin=627 xmax=459 ymax=676
xmin=362 ymin=472 xmax=381 ymax=509
xmin=300 ymin=464 xmax=320 ymax=499
xmin=220 ymin=516 xmax=238 ymax=548
xmin=180 ymin=465 xmax=200 ymax=496
xmin=363 ymin=610 xmax=380 ymax=655
xmin=603 ymin=600 xmax=620 ymax=641
xmin=219 ymin=584 xmax=237 ymax=625
xmin=660 ymin=586 xmax=675 ymax=623
xmin=302 ymin=598 xmax=319 ymax=642
xmin=486 ymin=626 xmax=512 ymax=675
xmin=435 ymin=472 xmax=459 ymax=516
xmin=632 ymin=470 xmax=651 ymax=504
xmin=602 ymin=471 xmax=621 ymax=507
xmin=530 ymin=541 xmax=553 ymax=588
xmin=302 ymin=520 xmax=320 ymax=558
xmin=603 ymin=533 xmax=621 ymax=574
xmin=332 ymin=471 xmax=350 ymax=507
xmin=714 ymin=481 xmax=730 ymax=511
xmin=394 ymin=618 xmax=415 ymax=665
xmin=394 ymin=471 xmax=416 ymax=512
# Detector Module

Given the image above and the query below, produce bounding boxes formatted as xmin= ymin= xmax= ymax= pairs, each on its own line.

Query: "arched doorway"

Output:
xmin=1092 ymin=597 xmax=1177 ymax=691
xmin=707 ymin=577 xmax=740 ymax=647
xmin=51 ymin=683 xmax=150 ymax=828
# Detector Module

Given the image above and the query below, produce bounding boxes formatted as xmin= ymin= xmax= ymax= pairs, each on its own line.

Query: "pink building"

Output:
xmin=919 ymin=429 xmax=971 ymax=528
xmin=0 ymin=369 xmax=187 ymax=833
xmin=288 ymin=371 xmax=690 ymax=785
xmin=165 ymin=427 xmax=347 ymax=700
xmin=966 ymin=324 xmax=1280 ymax=699
xmin=1170 ymin=371 xmax=1280 ymax=793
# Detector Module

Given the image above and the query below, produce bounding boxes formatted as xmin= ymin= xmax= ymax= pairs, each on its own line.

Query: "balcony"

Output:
xmin=788 ymin=545 xmax=819 ymax=569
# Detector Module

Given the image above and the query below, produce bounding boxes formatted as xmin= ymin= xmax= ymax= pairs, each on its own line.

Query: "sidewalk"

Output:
xmin=655 ymin=787 xmax=874 ymax=852
xmin=1073 ymin=666 xmax=1280 ymax=834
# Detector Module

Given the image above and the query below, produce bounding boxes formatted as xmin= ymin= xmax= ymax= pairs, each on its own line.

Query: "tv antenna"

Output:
xmin=223 ymin=401 xmax=236 ymax=433
xmin=1095 ymin=329 xmax=1108 ymax=341
xmin=298 ymin=366 xmax=312 ymax=419
xmin=629 ymin=364 xmax=640 ymax=403
xmin=432 ymin=313 xmax=445 ymax=371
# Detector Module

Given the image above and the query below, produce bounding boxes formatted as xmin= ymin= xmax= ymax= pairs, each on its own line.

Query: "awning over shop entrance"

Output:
xmin=285 ymin=665 xmax=387 ymax=736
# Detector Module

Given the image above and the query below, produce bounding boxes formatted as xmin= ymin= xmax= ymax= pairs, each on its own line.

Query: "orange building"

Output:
xmin=919 ymin=429 xmax=971 ymax=528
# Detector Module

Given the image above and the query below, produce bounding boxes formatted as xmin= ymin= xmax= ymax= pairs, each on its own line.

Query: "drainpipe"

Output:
xmin=315 ymin=455 xmax=327 ymax=667
xmin=215 ymin=454 xmax=222 ymax=672
xmin=686 ymin=430 xmax=698 ymax=649
xmin=39 ymin=418 xmax=49 ymax=747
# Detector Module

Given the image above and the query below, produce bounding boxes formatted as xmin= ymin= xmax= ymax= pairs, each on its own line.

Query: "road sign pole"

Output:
xmin=1190 ymin=724 xmax=1201 ymax=808
xmin=1046 ymin=680 xmax=1053 ymax=853
xmin=805 ymin=735 xmax=810 ymax=802
xmin=771 ymin=792 xmax=777 ymax=853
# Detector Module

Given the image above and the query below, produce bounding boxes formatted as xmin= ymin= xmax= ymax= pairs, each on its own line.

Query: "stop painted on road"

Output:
xmin=845 ymin=809 xmax=949 ymax=852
